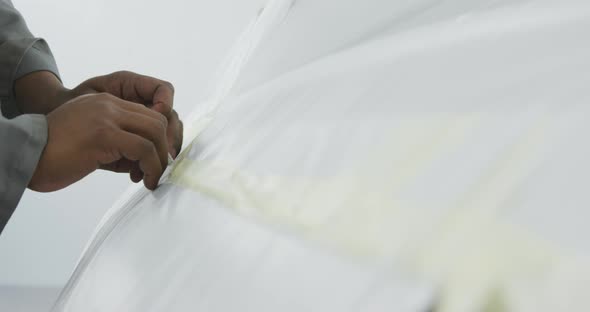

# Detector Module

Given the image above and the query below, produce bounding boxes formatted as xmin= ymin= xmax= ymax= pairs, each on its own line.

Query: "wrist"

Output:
xmin=14 ymin=71 xmax=72 ymax=115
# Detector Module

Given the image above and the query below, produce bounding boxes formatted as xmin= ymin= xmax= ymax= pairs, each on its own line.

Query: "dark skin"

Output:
xmin=14 ymin=70 xmax=184 ymax=192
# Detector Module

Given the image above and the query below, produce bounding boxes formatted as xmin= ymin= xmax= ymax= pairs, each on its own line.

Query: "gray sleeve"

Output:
xmin=0 ymin=0 xmax=54 ymax=233
xmin=0 ymin=112 xmax=47 ymax=233
xmin=0 ymin=0 xmax=60 ymax=118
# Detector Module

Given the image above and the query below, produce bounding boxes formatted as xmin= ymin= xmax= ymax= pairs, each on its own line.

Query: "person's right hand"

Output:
xmin=29 ymin=93 xmax=170 ymax=192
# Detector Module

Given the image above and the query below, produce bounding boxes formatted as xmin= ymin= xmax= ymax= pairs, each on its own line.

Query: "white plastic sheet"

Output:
xmin=53 ymin=0 xmax=590 ymax=311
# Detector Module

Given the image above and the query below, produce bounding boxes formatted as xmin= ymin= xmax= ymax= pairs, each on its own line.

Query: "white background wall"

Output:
xmin=0 ymin=0 xmax=265 ymax=287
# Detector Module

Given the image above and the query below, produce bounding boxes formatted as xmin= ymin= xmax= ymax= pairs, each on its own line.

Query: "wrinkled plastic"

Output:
xmin=53 ymin=0 xmax=590 ymax=311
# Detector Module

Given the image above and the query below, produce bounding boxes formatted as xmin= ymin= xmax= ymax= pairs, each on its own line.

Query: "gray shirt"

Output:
xmin=0 ymin=0 xmax=60 ymax=233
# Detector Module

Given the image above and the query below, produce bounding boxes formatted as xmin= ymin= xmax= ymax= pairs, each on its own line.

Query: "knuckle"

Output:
xmin=98 ymin=101 xmax=119 ymax=117
xmin=113 ymin=70 xmax=132 ymax=77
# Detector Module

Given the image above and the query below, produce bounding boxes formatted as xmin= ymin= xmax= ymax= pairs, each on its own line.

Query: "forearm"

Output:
xmin=14 ymin=70 xmax=70 ymax=114
xmin=0 ymin=0 xmax=62 ymax=116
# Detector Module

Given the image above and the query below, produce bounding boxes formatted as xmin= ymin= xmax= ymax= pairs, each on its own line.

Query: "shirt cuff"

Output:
xmin=14 ymin=39 xmax=60 ymax=82
xmin=0 ymin=38 xmax=60 ymax=119
xmin=0 ymin=113 xmax=47 ymax=233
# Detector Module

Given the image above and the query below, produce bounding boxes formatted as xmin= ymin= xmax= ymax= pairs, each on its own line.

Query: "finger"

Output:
xmin=118 ymin=84 xmax=176 ymax=153
xmin=113 ymin=130 xmax=163 ymax=190
xmin=115 ymin=97 xmax=179 ymax=161
xmin=118 ymin=109 xmax=169 ymax=171
xmin=130 ymin=162 xmax=143 ymax=183
xmin=100 ymin=159 xmax=134 ymax=173
xmin=131 ymin=73 xmax=174 ymax=113
xmin=99 ymin=159 xmax=143 ymax=184
xmin=114 ymin=96 xmax=169 ymax=125
xmin=167 ymin=110 xmax=183 ymax=158
xmin=82 ymin=72 xmax=175 ymax=114
xmin=151 ymin=80 xmax=174 ymax=111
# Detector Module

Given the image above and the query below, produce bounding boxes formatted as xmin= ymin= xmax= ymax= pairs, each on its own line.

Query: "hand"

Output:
xmin=29 ymin=93 xmax=170 ymax=192
xmin=15 ymin=70 xmax=183 ymax=158
xmin=17 ymin=70 xmax=184 ymax=187
xmin=73 ymin=71 xmax=183 ymax=158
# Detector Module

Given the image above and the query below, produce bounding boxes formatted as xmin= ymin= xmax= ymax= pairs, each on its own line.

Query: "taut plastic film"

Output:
xmin=53 ymin=1 xmax=590 ymax=311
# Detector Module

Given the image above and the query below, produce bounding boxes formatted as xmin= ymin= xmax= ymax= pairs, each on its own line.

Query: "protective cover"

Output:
xmin=53 ymin=0 xmax=590 ymax=311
